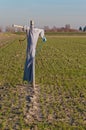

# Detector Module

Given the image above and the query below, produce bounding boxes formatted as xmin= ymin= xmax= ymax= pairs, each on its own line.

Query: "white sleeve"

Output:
xmin=39 ymin=29 xmax=44 ymax=38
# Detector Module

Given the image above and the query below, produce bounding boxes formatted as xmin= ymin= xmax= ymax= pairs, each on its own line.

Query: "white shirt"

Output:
xmin=26 ymin=27 xmax=44 ymax=58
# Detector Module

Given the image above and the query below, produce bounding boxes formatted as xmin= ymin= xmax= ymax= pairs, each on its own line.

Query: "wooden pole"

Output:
xmin=33 ymin=57 xmax=35 ymax=88
xmin=30 ymin=20 xmax=35 ymax=88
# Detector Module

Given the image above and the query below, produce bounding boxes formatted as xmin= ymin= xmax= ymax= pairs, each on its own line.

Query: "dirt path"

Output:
xmin=0 ymin=84 xmax=42 ymax=129
xmin=24 ymin=84 xmax=42 ymax=123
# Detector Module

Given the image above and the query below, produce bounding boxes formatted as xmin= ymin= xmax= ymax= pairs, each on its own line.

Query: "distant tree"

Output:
xmin=79 ymin=26 xmax=82 ymax=31
xmin=5 ymin=26 xmax=15 ymax=32
xmin=0 ymin=26 xmax=3 ymax=32
xmin=17 ymin=27 xmax=23 ymax=32
xmin=83 ymin=26 xmax=86 ymax=32
xmin=44 ymin=26 xmax=50 ymax=32
xmin=5 ymin=26 xmax=11 ymax=32
xmin=52 ymin=26 xmax=57 ymax=32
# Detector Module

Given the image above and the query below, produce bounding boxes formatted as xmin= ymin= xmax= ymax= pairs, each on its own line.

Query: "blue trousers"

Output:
xmin=23 ymin=57 xmax=34 ymax=83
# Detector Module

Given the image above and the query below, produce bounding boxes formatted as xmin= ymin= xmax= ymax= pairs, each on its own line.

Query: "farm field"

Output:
xmin=0 ymin=33 xmax=86 ymax=130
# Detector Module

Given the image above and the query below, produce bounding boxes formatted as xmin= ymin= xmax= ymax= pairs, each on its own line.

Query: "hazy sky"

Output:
xmin=0 ymin=0 xmax=86 ymax=29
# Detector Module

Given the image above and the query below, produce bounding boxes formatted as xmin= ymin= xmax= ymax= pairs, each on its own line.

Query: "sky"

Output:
xmin=0 ymin=0 xmax=86 ymax=29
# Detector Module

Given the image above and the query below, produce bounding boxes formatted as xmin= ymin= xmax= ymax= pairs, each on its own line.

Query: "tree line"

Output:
xmin=79 ymin=26 xmax=86 ymax=32
xmin=44 ymin=25 xmax=86 ymax=32
xmin=0 ymin=26 xmax=23 ymax=33
xmin=0 ymin=25 xmax=86 ymax=32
